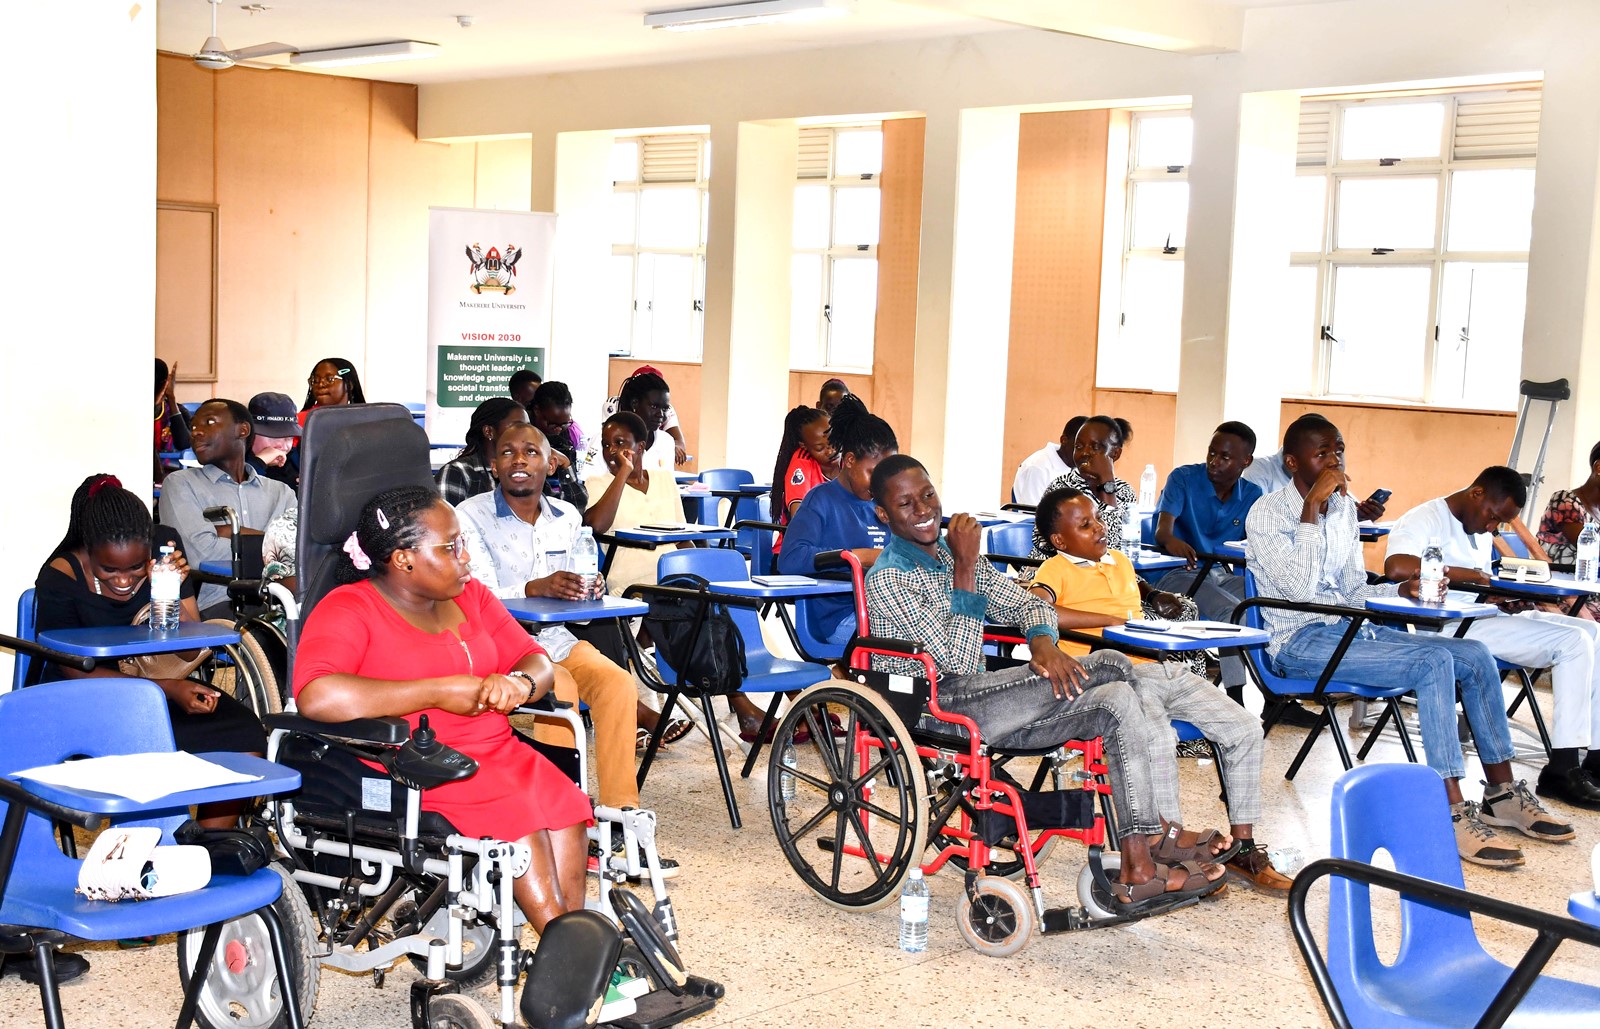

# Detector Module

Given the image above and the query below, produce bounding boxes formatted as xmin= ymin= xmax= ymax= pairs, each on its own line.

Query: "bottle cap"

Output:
xmin=908 ymin=868 xmax=923 ymax=880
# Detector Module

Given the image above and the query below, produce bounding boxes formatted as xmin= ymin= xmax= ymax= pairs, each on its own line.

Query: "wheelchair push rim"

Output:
xmin=767 ymin=680 xmax=928 ymax=912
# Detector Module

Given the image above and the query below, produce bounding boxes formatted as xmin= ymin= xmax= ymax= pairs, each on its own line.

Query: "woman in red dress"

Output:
xmin=293 ymin=484 xmax=592 ymax=933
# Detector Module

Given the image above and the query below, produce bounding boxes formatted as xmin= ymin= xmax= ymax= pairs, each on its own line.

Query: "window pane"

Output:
xmin=1130 ymin=180 xmax=1189 ymax=250
xmin=792 ymin=184 xmax=831 ymax=250
xmin=1435 ymin=262 xmax=1526 ymax=410
xmin=789 ymin=254 xmax=824 ymax=369
xmin=1134 ymin=116 xmax=1193 ymax=169
xmin=1340 ymin=102 xmax=1444 ymax=161
xmin=1280 ymin=265 xmax=1320 ymax=395
xmin=833 ymin=187 xmax=880 ymax=247
xmin=638 ymin=254 xmax=697 ymax=361
xmin=1289 ymin=175 xmax=1327 ymax=253
xmin=1326 ymin=264 xmax=1432 ymax=399
xmin=610 ymin=192 xmax=637 ymax=246
xmin=826 ymin=258 xmax=878 ymax=369
xmin=1106 ymin=257 xmax=1184 ymax=391
xmin=610 ymin=140 xmax=639 ymax=184
xmin=833 ymin=129 xmax=883 ymax=177
xmin=607 ymin=255 xmax=635 ymax=356
xmin=1335 ymin=176 xmax=1439 ymax=250
xmin=1448 ymin=169 xmax=1535 ymax=252
xmin=637 ymin=188 xmax=701 ymax=249
xmin=631 ymin=254 xmax=657 ymax=356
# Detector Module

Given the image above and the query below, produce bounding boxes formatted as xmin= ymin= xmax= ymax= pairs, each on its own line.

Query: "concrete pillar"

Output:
xmin=699 ymin=119 xmax=798 ymax=473
xmin=909 ymin=107 xmax=959 ymax=484
xmin=550 ymin=130 xmax=617 ymax=420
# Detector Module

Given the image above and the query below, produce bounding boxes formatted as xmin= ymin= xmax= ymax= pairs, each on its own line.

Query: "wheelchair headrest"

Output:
xmin=295 ymin=404 xmax=434 ymax=626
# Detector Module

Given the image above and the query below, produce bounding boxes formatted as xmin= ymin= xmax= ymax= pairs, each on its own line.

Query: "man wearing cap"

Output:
xmin=246 ymin=392 xmax=302 ymax=490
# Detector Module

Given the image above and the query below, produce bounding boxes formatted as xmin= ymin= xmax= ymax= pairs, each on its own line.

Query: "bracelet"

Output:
xmin=506 ymin=669 xmax=537 ymax=704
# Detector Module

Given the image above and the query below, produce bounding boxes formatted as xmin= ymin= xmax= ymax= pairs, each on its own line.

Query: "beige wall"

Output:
xmin=869 ymin=116 xmax=925 ymax=446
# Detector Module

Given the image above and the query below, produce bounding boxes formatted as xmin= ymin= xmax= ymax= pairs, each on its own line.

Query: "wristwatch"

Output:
xmin=506 ymin=669 xmax=537 ymax=705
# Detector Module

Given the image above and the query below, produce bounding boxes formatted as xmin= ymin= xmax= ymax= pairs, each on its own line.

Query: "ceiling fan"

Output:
xmin=191 ymin=0 xmax=296 ymax=70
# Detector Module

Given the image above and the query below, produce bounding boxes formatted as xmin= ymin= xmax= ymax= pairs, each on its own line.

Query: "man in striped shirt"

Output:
xmin=1246 ymin=418 xmax=1570 ymax=868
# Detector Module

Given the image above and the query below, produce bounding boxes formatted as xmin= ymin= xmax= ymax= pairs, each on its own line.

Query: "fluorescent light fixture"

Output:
xmin=290 ymin=40 xmax=441 ymax=68
xmin=644 ymin=0 xmax=854 ymax=32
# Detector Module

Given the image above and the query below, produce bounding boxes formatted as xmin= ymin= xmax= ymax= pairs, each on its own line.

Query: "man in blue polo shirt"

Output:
xmin=1153 ymin=421 xmax=1261 ymax=703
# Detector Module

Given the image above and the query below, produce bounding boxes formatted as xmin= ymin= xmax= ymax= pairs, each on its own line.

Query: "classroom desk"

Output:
xmin=1129 ymin=549 xmax=1186 ymax=573
xmin=200 ymin=560 xmax=231 ymax=577
xmin=12 ymin=752 xmax=298 ymax=817
xmin=1568 ymin=891 xmax=1600 ymax=929
xmin=37 ymin=622 xmax=242 ymax=658
xmin=1485 ymin=572 xmax=1600 ymax=617
xmin=943 ymin=511 xmax=1033 ymax=529
xmin=1364 ymin=596 xmax=1501 ymax=622
xmin=674 ymin=473 xmax=699 ymax=486
xmin=1359 ymin=522 xmax=1392 ymax=542
xmin=1101 ymin=621 xmax=1269 ymax=651
xmin=611 ymin=524 xmax=736 ymax=545
xmin=499 ymin=595 xmax=649 ymax=624
xmin=705 ymin=576 xmax=853 ymax=600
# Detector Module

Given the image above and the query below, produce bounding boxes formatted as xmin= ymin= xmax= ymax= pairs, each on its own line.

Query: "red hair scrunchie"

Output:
xmin=87 ymin=475 xmax=123 ymax=498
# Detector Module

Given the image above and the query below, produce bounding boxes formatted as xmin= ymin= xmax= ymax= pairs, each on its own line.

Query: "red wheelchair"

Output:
xmin=765 ymin=552 xmax=1199 ymax=957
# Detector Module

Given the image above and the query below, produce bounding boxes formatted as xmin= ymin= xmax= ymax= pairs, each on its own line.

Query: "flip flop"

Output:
xmin=659 ymin=717 xmax=693 ymax=746
xmin=635 ymin=727 xmax=667 ymax=753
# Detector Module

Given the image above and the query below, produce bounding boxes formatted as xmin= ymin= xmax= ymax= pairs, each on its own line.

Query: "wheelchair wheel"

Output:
xmin=425 ymin=994 xmax=497 ymax=1028
xmin=208 ymin=618 xmax=284 ymax=717
xmin=1075 ymin=850 xmax=1123 ymax=922
xmin=767 ymin=681 xmax=927 ymax=912
xmin=956 ymin=875 xmax=1035 ymax=958
xmin=177 ymin=864 xmax=320 ymax=1029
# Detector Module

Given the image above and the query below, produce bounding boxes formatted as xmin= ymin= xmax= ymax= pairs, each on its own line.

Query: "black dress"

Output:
xmin=32 ymin=525 xmax=267 ymax=753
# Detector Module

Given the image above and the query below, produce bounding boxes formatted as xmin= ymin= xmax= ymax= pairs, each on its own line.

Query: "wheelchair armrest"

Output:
xmin=190 ymin=570 xmax=232 ymax=589
xmin=263 ymin=712 xmax=412 ymax=745
xmin=851 ymin=635 xmax=926 ymax=656
xmin=984 ymin=553 xmax=1043 ymax=569
xmin=0 ymin=776 xmax=101 ymax=829
xmin=1001 ymin=503 xmax=1036 ymax=513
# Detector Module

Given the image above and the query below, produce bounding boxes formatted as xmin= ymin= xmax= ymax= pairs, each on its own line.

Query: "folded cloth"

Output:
xmin=77 ymin=826 xmax=210 ymax=902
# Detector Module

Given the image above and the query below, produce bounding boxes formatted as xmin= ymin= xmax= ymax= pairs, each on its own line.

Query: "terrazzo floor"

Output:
xmin=6 ymin=682 xmax=1600 ymax=1029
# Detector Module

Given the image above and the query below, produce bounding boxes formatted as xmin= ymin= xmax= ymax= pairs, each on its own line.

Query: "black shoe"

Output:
xmin=1263 ymin=700 xmax=1323 ymax=730
xmin=1 ymin=949 xmax=90 ymax=986
xmin=1536 ymin=767 xmax=1600 ymax=811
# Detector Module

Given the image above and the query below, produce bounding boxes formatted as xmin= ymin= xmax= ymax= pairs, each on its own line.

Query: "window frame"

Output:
xmin=610 ymin=134 xmax=711 ymax=362
xmin=789 ymin=124 xmax=882 ymax=374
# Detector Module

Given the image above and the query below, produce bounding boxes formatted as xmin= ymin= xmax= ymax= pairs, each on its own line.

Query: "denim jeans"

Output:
xmin=1272 ymin=621 xmax=1513 ymax=781
xmin=934 ymin=651 xmax=1162 ymax=839
xmin=1156 ymin=566 xmax=1247 ymax=687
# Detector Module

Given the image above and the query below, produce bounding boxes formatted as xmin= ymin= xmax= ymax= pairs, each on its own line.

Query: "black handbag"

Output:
xmin=173 ymin=818 xmax=274 ymax=878
xmin=642 ymin=574 xmax=748 ymax=695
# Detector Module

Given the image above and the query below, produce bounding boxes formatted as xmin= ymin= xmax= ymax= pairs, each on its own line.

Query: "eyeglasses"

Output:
xmin=414 ymin=534 xmax=470 ymax=560
xmin=308 ymin=372 xmax=348 ymax=387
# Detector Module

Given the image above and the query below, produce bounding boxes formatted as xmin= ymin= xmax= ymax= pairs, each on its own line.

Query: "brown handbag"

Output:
xmin=116 ymin=605 xmax=212 ymax=681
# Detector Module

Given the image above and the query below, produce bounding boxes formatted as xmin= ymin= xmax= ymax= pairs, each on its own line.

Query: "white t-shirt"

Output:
xmin=1385 ymin=496 xmax=1494 ymax=572
xmin=1241 ymin=448 xmax=1291 ymax=495
xmin=602 ymin=396 xmax=679 ymax=431
xmin=1012 ymin=444 xmax=1072 ymax=506
xmin=642 ymin=425 xmax=677 ymax=472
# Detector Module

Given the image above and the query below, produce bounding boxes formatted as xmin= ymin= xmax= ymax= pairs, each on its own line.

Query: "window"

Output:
xmin=609 ymin=134 xmax=711 ymax=361
xmin=790 ymin=125 xmax=882 ymax=371
xmin=1098 ymin=111 xmax=1191 ymax=391
xmin=1291 ymin=88 xmax=1539 ymax=409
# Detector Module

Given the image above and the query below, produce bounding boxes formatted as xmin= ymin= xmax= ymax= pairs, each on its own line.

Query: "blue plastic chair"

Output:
xmin=1141 ymin=512 xmax=1158 ymax=547
xmin=733 ymin=521 xmax=780 ymax=577
xmin=1299 ymin=763 xmax=1600 ymax=1027
xmin=12 ymin=589 xmax=35 ymax=690
xmin=1499 ymin=532 xmax=1531 ymax=559
xmin=693 ymin=468 xmax=754 ymax=527
xmin=0 ymin=678 xmax=304 ymax=1028
xmin=1237 ymin=571 xmax=1418 ymax=780
xmin=639 ymin=548 xmax=831 ymax=828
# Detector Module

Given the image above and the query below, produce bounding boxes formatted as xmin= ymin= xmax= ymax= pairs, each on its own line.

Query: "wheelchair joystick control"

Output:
xmin=383 ymin=714 xmax=479 ymax=791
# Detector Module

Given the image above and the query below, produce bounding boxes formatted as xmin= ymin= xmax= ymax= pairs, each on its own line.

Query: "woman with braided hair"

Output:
xmin=293 ymin=484 xmax=593 ymax=932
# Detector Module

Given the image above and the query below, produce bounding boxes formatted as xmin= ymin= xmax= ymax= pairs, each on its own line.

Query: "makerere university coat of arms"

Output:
xmin=465 ymin=243 xmax=522 ymax=294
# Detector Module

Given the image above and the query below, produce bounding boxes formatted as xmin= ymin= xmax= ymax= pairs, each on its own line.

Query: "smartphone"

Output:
xmin=1364 ymin=488 xmax=1392 ymax=507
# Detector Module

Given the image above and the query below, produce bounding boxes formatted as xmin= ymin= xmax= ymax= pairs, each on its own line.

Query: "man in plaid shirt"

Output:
xmin=863 ymin=454 xmax=1230 ymax=914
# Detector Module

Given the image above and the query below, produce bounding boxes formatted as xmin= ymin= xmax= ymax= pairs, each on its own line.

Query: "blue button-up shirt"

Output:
xmin=1157 ymin=463 xmax=1262 ymax=554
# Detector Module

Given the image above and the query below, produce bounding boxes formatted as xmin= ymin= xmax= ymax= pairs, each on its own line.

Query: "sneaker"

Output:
xmin=1452 ymin=801 xmax=1525 ymax=868
xmin=1480 ymin=779 xmax=1576 ymax=842
xmin=1223 ymin=841 xmax=1294 ymax=892
xmin=1174 ymin=738 xmax=1213 ymax=760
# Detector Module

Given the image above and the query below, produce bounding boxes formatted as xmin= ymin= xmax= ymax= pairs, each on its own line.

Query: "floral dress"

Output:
xmin=1538 ymin=490 xmax=1600 ymax=620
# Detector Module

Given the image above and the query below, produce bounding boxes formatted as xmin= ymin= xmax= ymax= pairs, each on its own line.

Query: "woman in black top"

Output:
xmin=33 ymin=474 xmax=267 ymax=764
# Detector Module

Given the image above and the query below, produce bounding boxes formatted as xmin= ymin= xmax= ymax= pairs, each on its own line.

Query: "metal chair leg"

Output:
xmin=257 ymin=901 xmax=306 ymax=1029
xmin=698 ymin=693 xmax=742 ymax=829
xmin=739 ymin=693 xmax=785 ymax=778
xmin=175 ymin=922 xmax=223 ymax=1029
xmin=32 ymin=940 xmax=65 ymax=1029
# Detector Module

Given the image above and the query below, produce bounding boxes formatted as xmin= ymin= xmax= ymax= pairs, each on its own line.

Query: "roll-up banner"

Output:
xmin=425 ymin=207 xmax=557 ymax=443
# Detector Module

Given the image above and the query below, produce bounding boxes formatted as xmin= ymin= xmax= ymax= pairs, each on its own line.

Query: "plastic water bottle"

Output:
xmin=1138 ymin=464 xmax=1158 ymax=510
xmin=572 ymin=528 xmax=600 ymax=597
xmin=779 ymin=744 xmax=797 ymax=802
xmin=1578 ymin=522 xmax=1600 ymax=583
xmin=1121 ymin=504 xmax=1142 ymax=560
xmin=1268 ymin=844 xmax=1305 ymax=877
xmin=1419 ymin=538 xmax=1446 ymax=604
xmin=898 ymin=868 xmax=929 ymax=953
xmin=149 ymin=544 xmax=181 ymax=634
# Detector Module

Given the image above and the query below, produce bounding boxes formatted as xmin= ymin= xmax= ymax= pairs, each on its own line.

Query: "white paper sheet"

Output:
xmin=12 ymin=752 xmax=262 ymax=804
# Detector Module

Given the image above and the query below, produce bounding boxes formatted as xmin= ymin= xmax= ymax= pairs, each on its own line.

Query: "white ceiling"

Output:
xmin=154 ymin=0 xmax=1346 ymax=85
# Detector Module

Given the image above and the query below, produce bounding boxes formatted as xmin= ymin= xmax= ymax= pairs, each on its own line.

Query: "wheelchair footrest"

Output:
xmin=607 ymin=979 xmax=721 ymax=1029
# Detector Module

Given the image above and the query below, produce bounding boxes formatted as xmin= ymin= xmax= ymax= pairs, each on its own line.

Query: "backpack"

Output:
xmin=642 ymin=573 xmax=748 ymax=695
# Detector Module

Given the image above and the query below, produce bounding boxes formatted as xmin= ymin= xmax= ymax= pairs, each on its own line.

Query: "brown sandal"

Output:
xmin=1159 ymin=859 xmax=1229 ymax=900
xmin=1151 ymin=823 xmax=1241 ymax=865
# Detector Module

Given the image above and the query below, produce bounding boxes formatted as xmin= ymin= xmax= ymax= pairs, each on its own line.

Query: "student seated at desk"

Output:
xmin=457 ymin=423 xmax=691 ymax=827
xmin=816 ymin=377 xmax=850 ymax=416
xmin=776 ymin=396 xmax=896 ymax=644
xmin=245 ymin=391 xmax=301 ymax=491
xmin=436 ymin=397 xmax=531 ymax=507
xmin=161 ymin=398 xmax=296 ymax=618
xmin=527 ymin=381 xmax=589 ymax=511
xmin=1243 ymin=413 xmax=1390 ymax=522
xmin=583 ymin=412 xmax=687 ymax=598
xmin=1538 ymin=439 xmax=1600 ymax=623
xmin=768 ymin=404 xmax=837 ymax=546
xmin=1010 ymin=414 xmax=1086 ymax=507
xmin=1153 ymin=421 xmax=1262 ymax=705
xmin=1034 ymin=416 xmax=1137 ymax=554
xmin=1386 ymin=465 xmax=1600 ymax=813
xmin=865 ymin=455 xmax=1229 ymax=911
xmin=298 ymin=356 xmax=367 ymax=427
xmin=608 ymin=369 xmax=685 ymax=470
xmin=1247 ymin=418 xmax=1566 ymax=867
xmin=1028 ymin=486 xmax=1292 ymax=890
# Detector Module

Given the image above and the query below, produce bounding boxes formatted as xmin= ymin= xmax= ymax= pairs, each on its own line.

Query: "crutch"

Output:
xmin=1507 ymin=377 xmax=1569 ymax=515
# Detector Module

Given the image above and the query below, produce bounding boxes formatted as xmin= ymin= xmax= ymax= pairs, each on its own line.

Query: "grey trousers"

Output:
xmin=1156 ymin=566 xmax=1248 ymax=687
xmin=1132 ymin=661 xmax=1263 ymax=826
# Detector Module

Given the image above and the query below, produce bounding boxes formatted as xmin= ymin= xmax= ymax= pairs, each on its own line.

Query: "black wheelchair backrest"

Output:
xmin=294 ymin=403 xmax=434 ymax=639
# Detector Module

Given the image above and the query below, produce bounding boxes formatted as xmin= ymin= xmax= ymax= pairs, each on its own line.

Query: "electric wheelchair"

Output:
xmin=189 ymin=404 xmax=721 ymax=1028
xmin=764 ymin=552 xmax=1202 ymax=957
